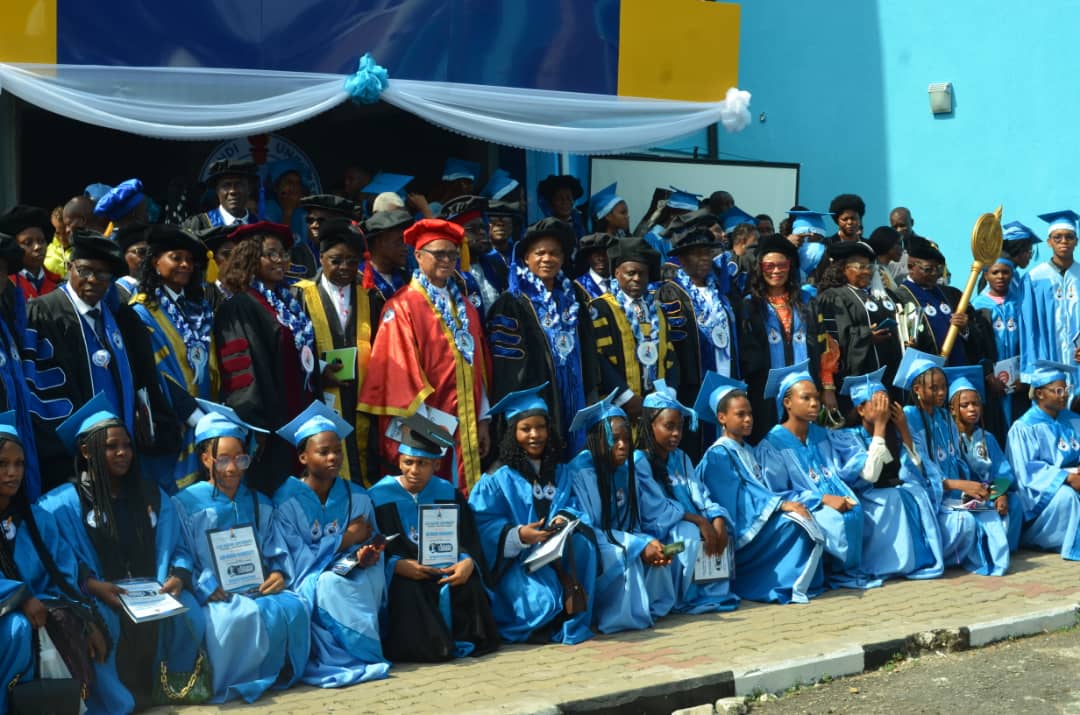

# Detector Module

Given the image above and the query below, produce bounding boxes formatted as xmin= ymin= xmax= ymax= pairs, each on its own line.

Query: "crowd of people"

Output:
xmin=3 ymin=155 xmax=1080 ymax=714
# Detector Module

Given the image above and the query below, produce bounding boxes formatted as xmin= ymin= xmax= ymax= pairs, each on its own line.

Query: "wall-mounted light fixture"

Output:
xmin=928 ymin=82 xmax=953 ymax=114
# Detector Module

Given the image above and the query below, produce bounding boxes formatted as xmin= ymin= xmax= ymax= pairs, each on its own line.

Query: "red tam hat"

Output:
xmin=227 ymin=221 xmax=294 ymax=249
xmin=403 ymin=218 xmax=464 ymax=251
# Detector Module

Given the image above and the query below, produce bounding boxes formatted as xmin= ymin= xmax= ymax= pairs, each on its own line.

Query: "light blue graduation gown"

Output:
xmin=756 ymin=424 xmax=881 ymax=590
xmin=903 ymin=406 xmax=1010 ymax=575
xmin=468 ymin=463 xmax=597 ymax=645
xmin=972 ymin=289 xmax=1021 ymax=425
xmin=171 ymin=481 xmax=310 ymax=704
xmin=568 ymin=450 xmax=676 ymax=633
xmin=1006 ymin=406 xmax=1080 ymax=560
xmin=37 ymin=483 xmax=205 ymax=715
xmin=634 ymin=448 xmax=739 ymax=614
xmin=0 ymin=506 xmax=87 ymax=714
xmin=829 ymin=427 xmax=942 ymax=580
xmin=272 ymin=476 xmax=389 ymax=688
xmin=959 ymin=428 xmax=1023 ymax=551
xmin=698 ymin=437 xmax=824 ymax=603
xmin=1019 ymin=260 xmax=1080 ymax=382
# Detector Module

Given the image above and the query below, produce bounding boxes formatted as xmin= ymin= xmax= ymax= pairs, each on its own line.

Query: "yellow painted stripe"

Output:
xmin=617 ymin=0 xmax=740 ymax=102
xmin=0 ymin=0 xmax=57 ymax=64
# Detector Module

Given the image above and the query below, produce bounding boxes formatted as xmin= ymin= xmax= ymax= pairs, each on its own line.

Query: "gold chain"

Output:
xmin=157 ymin=651 xmax=204 ymax=700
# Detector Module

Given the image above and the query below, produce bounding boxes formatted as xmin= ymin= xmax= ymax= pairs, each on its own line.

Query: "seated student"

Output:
xmin=828 ymin=368 xmax=943 ymax=580
xmin=568 ymin=393 xmax=676 ymax=633
xmin=0 ymin=411 xmax=111 ymax=715
xmin=171 ymin=402 xmax=310 ymax=704
xmin=755 ymin=361 xmax=881 ymax=589
xmin=273 ymin=401 xmax=390 ymax=688
xmin=1006 ymin=361 xmax=1080 ymax=561
xmin=38 ymin=393 xmax=206 ymax=712
xmin=896 ymin=349 xmax=1011 ymax=575
xmin=468 ymin=384 xmax=596 ymax=645
xmin=633 ymin=380 xmax=740 ymax=615
xmin=368 ymin=414 xmax=500 ymax=662
xmin=947 ymin=366 xmax=1023 ymax=552
xmin=694 ymin=373 xmax=825 ymax=604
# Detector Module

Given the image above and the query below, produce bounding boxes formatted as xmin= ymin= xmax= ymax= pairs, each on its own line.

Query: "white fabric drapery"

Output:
xmin=0 ymin=63 xmax=750 ymax=153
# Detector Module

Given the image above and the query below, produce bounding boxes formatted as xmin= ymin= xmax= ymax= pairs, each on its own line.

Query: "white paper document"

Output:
xmin=207 ymin=524 xmax=265 ymax=593
xmin=693 ymin=544 xmax=734 ymax=583
xmin=116 ymin=579 xmax=188 ymax=624
xmin=523 ymin=519 xmax=581 ymax=573
xmin=419 ymin=504 xmax=460 ymax=567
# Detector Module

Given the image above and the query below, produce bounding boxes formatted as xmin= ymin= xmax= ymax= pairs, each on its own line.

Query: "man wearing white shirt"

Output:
xmin=182 ymin=159 xmax=259 ymax=231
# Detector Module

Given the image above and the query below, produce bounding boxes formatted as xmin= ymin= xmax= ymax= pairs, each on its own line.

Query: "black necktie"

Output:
xmin=86 ymin=308 xmax=107 ymax=347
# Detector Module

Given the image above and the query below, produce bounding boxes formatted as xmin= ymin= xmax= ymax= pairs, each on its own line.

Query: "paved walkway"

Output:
xmin=151 ymin=550 xmax=1080 ymax=715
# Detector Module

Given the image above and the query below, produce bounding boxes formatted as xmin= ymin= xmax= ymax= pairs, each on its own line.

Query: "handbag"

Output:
xmin=10 ymin=625 xmax=84 ymax=715
xmin=151 ymin=618 xmax=212 ymax=706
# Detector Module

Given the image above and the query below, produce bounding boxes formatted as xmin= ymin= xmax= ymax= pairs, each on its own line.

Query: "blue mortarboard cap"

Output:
xmin=442 ymin=158 xmax=481 ymax=182
xmin=0 ymin=410 xmax=19 ymax=442
xmin=719 ymin=206 xmax=756 ymax=233
xmin=1038 ymin=210 xmax=1080 ymax=235
xmin=642 ymin=379 xmax=698 ymax=432
xmin=692 ymin=372 xmax=748 ymax=426
xmin=93 ymin=179 xmax=144 ymax=220
xmin=943 ymin=366 xmax=985 ymax=402
xmin=667 ymin=187 xmax=701 ymax=212
xmin=1030 ymin=360 xmax=1075 ymax=389
xmin=487 ymin=382 xmax=550 ymax=422
xmin=799 ymin=241 xmax=826 ymax=280
xmin=763 ymin=360 xmax=814 ymax=415
xmin=1003 ymin=220 xmax=1039 ymax=243
xmin=891 ymin=348 xmax=946 ymax=391
xmin=788 ymin=210 xmax=830 ymax=237
xmin=193 ymin=398 xmax=268 ymax=445
xmin=479 ymin=169 xmax=519 ymax=201
xmin=569 ymin=388 xmax=628 ymax=434
xmin=84 ymin=183 xmax=113 ymax=202
xmin=839 ymin=366 xmax=887 ymax=407
xmin=277 ymin=400 xmax=354 ymax=448
xmin=56 ymin=392 xmax=121 ymax=455
xmin=361 ymin=172 xmax=413 ymax=197
xmin=589 ymin=182 xmax=624 ymax=220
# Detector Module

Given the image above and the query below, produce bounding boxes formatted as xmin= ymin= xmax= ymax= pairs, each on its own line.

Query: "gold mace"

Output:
xmin=940 ymin=206 xmax=1003 ymax=359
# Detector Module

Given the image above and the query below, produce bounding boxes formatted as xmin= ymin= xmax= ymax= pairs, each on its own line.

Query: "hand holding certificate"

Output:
xmin=207 ymin=525 xmax=265 ymax=595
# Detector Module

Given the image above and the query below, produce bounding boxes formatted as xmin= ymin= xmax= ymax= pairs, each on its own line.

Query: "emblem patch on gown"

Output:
xmin=924 ymin=305 xmax=938 ymax=317
xmin=793 ymin=331 xmax=806 ymax=344
xmin=939 ymin=303 xmax=952 ymax=315
xmin=382 ymin=308 xmax=395 ymax=323
xmin=615 ymin=488 xmax=626 ymax=506
xmin=1006 ymin=318 xmax=1016 ymax=332
xmin=1059 ymin=437 xmax=1069 ymax=452
xmin=543 ymin=484 xmax=557 ymax=500
xmin=975 ymin=443 xmax=988 ymax=460
xmin=110 ymin=331 xmax=124 ymax=351
xmin=2 ymin=517 xmax=14 ymax=541
xmin=1070 ymin=286 xmax=1077 ymax=301
xmin=1072 ymin=439 xmax=1080 ymax=452
xmin=409 ymin=525 xmax=419 ymax=543
xmin=86 ymin=509 xmax=106 ymax=528
xmin=469 ymin=294 xmax=482 ymax=309
xmin=310 ymin=519 xmax=321 ymax=539
xmin=865 ymin=300 xmax=879 ymax=312
xmin=936 ymin=447 xmax=947 ymax=462
xmin=326 ymin=520 xmax=339 ymax=535
xmin=882 ymin=299 xmax=895 ymax=310
xmin=589 ymin=306 xmax=599 ymax=321
xmin=808 ymin=468 xmax=819 ymax=482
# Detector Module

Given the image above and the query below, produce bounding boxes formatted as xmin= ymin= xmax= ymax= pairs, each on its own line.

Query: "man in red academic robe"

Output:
xmin=359 ymin=218 xmax=492 ymax=492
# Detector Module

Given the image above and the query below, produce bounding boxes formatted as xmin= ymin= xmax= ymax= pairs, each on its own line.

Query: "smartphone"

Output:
xmin=875 ymin=318 xmax=897 ymax=331
xmin=364 ymin=533 xmax=399 ymax=548
xmin=661 ymin=541 xmax=685 ymax=557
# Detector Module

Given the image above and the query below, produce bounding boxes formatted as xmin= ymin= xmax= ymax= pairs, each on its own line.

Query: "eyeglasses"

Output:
xmin=71 ymin=264 xmax=114 ymax=282
xmin=760 ymin=260 xmax=790 ymax=273
xmin=1048 ymin=234 xmax=1078 ymax=244
xmin=1041 ymin=386 xmax=1069 ymax=397
xmin=327 ymin=257 xmax=360 ymax=268
xmin=213 ymin=455 xmax=252 ymax=470
xmin=127 ymin=246 xmax=149 ymax=257
xmin=909 ymin=262 xmax=942 ymax=274
xmin=305 ymin=215 xmax=325 ymax=225
xmin=261 ymin=249 xmax=289 ymax=262
xmin=419 ymin=248 xmax=460 ymax=263
xmin=845 ymin=262 xmax=872 ymax=272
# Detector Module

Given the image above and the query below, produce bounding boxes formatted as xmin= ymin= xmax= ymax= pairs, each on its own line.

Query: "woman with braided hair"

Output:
xmin=568 ymin=393 xmax=675 ymax=633
xmin=469 ymin=384 xmax=597 ymax=645
xmin=38 ymin=393 xmax=206 ymax=711
xmin=0 ymin=411 xmax=112 ymax=713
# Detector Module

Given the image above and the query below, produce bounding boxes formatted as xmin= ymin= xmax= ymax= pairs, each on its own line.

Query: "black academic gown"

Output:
xmin=294 ymin=275 xmax=384 ymax=484
xmin=894 ymin=282 xmax=993 ymax=368
xmin=486 ymin=284 xmax=600 ymax=453
xmin=818 ymin=284 xmax=905 ymax=403
xmin=26 ymin=289 xmax=179 ymax=490
xmin=590 ymin=293 xmax=679 ymax=400
xmin=738 ymin=294 xmax=822 ymax=444
xmin=373 ymin=490 xmax=499 ymax=662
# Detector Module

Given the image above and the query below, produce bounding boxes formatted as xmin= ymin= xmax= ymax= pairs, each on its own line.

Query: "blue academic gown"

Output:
xmin=568 ymin=450 xmax=676 ymax=633
xmin=972 ymin=289 xmax=1022 ymax=426
xmin=1006 ymin=406 xmax=1080 ymax=560
xmin=959 ymin=428 xmax=1023 ymax=551
xmin=829 ymin=428 xmax=942 ymax=580
xmin=0 ymin=506 xmax=89 ymax=714
xmin=468 ymin=464 xmax=597 ymax=645
xmin=756 ymin=424 xmax=881 ymax=590
xmin=698 ymin=437 xmax=824 ymax=603
xmin=272 ymin=477 xmax=390 ymax=688
xmin=633 ymin=448 xmax=740 ymax=614
xmin=38 ymin=483 xmax=205 ymax=714
xmin=903 ymin=406 xmax=1011 ymax=575
xmin=171 ymin=481 xmax=310 ymax=704
xmin=1019 ymin=260 xmax=1080 ymax=382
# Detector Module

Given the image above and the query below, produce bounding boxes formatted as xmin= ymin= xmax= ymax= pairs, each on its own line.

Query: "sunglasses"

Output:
xmin=327 ymin=257 xmax=360 ymax=268
xmin=760 ymin=260 xmax=790 ymax=273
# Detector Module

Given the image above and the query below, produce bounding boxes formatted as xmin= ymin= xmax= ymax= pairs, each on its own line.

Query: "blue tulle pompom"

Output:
xmin=344 ymin=53 xmax=389 ymax=104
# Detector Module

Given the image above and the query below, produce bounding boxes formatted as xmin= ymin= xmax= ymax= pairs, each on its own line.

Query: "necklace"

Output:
xmin=415 ymin=270 xmax=474 ymax=363
xmin=252 ymin=279 xmax=316 ymax=374
xmin=611 ymin=281 xmax=661 ymax=387
xmin=156 ymin=288 xmax=212 ymax=377
xmin=514 ymin=263 xmax=579 ymax=364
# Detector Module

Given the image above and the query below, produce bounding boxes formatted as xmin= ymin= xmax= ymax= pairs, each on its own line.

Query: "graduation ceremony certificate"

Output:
xmin=116 ymin=579 xmax=188 ymax=624
xmin=693 ymin=544 xmax=734 ymax=583
xmin=419 ymin=504 xmax=459 ymax=567
xmin=207 ymin=524 xmax=265 ymax=593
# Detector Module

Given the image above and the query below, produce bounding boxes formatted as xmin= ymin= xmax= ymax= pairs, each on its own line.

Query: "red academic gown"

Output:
xmin=11 ymin=270 xmax=59 ymax=299
xmin=358 ymin=276 xmax=491 ymax=493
